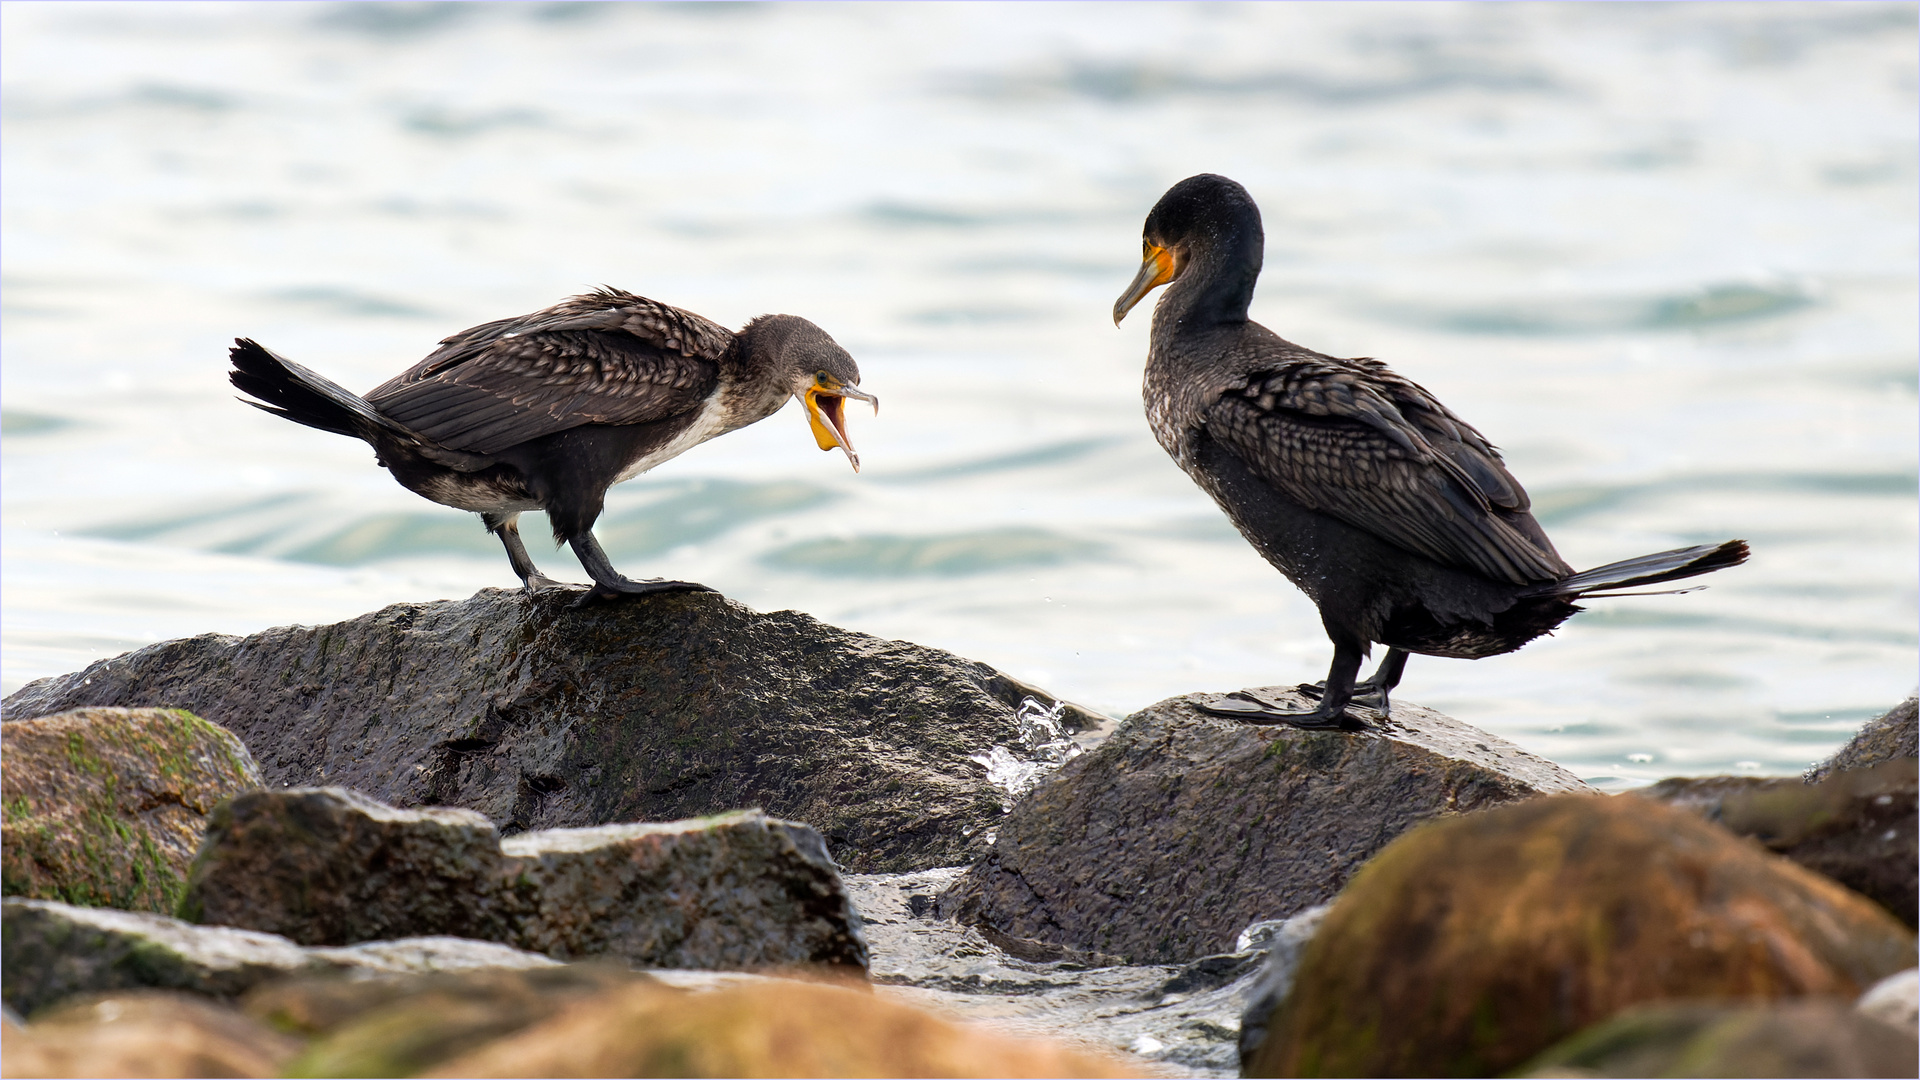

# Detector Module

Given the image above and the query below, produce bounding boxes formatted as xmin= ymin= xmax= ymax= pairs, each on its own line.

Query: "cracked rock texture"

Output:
xmin=181 ymin=788 xmax=866 ymax=971
xmin=941 ymin=687 xmax=1595 ymax=963
xmin=0 ymin=588 xmax=1101 ymax=873
xmin=0 ymin=897 xmax=556 ymax=1018
xmin=0 ymin=707 xmax=260 ymax=914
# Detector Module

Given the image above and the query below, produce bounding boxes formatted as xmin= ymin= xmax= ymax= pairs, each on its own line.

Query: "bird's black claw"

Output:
xmin=1194 ymin=692 xmax=1370 ymax=731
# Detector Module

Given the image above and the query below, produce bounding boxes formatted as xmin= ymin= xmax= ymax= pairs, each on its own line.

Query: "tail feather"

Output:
xmin=1520 ymin=540 xmax=1749 ymax=599
xmin=229 ymin=338 xmax=394 ymax=440
xmin=228 ymin=339 xmax=491 ymax=470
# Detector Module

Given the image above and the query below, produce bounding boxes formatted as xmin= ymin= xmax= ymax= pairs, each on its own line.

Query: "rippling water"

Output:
xmin=4 ymin=2 xmax=1915 ymax=788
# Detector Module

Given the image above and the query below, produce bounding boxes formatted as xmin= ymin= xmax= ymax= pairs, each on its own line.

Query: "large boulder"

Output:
xmin=1808 ymin=696 xmax=1917 ymax=782
xmin=1244 ymin=794 xmax=1917 ymax=1078
xmin=0 ymin=588 xmax=1103 ymax=873
xmin=1 ymin=897 xmax=557 ymax=1018
xmin=939 ymin=688 xmax=1594 ymax=963
xmin=181 ymin=787 xmax=867 ymax=972
xmin=1 ymin=707 xmax=260 ymax=913
xmin=1512 ymin=999 xmax=1917 ymax=1079
xmin=1636 ymin=758 xmax=1918 ymax=927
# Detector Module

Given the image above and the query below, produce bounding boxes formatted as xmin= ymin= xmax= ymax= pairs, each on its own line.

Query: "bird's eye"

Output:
xmin=815 ymin=371 xmax=830 ymax=385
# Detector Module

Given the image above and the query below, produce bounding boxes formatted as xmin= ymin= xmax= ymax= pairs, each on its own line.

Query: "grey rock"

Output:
xmin=940 ymin=688 xmax=1594 ymax=963
xmin=0 ymin=588 xmax=1105 ymax=873
xmin=182 ymin=788 xmax=867 ymax=971
xmin=307 ymin=937 xmax=562 ymax=975
xmin=1856 ymin=967 xmax=1918 ymax=1037
xmin=1235 ymin=904 xmax=1330 ymax=1071
xmin=500 ymin=816 xmax=867 ymax=969
xmin=1808 ymin=696 xmax=1918 ymax=782
xmin=1635 ymin=758 xmax=1918 ymax=928
xmin=0 ymin=898 xmax=557 ymax=1018
xmin=181 ymin=787 xmax=509 ymax=943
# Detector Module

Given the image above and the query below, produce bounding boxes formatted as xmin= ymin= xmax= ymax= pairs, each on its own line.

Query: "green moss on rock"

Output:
xmin=1 ymin=707 xmax=262 ymax=913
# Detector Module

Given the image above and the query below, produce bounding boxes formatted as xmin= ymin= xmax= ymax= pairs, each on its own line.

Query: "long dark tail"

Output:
xmin=228 ymin=339 xmax=490 ymax=470
xmin=228 ymin=338 xmax=402 ymax=441
xmin=1519 ymin=539 xmax=1749 ymax=599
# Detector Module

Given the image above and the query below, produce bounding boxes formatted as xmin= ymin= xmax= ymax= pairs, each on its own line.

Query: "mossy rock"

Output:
xmin=1247 ymin=794 xmax=1916 ymax=1078
xmin=1510 ymin=999 xmax=1917 ymax=1078
xmin=1 ymin=708 xmax=261 ymax=913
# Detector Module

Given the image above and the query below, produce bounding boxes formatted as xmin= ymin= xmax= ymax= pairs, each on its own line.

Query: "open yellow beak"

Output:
xmin=1112 ymin=243 xmax=1178 ymax=326
xmin=803 ymin=383 xmax=878 ymax=472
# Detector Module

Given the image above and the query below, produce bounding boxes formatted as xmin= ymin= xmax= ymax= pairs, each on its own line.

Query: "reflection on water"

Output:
xmin=2 ymin=2 xmax=1914 ymax=790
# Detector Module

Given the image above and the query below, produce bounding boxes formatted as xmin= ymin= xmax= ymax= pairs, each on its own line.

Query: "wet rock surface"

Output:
xmin=1 ymin=897 xmax=557 ymax=1018
xmin=183 ymin=787 xmax=867 ymax=971
xmin=848 ymin=868 xmax=1265 ymax=1076
xmin=941 ymin=688 xmax=1595 ymax=964
xmin=1636 ymin=758 xmax=1919 ymax=928
xmin=0 ymin=707 xmax=261 ymax=913
xmin=1808 ymin=695 xmax=1917 ymax=782
xmin=0 ymin=588 xmax=1103 ymax=873
xmin=1244 ymin=793 xmax=1918 ymax=1079
xmin=1512 ymin=999 xmax=1919 ymax=1079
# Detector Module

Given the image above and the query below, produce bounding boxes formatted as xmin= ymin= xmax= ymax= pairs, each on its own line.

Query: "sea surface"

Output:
xmin=3 ymin=2 xmax=1915 ymax=789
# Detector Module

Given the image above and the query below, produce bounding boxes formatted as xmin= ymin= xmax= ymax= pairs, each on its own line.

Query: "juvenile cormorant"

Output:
xmin=230 ymin=288 xmax=875 ymax=603
xmin=1113 ymin=174 xmax=1747 ymax=729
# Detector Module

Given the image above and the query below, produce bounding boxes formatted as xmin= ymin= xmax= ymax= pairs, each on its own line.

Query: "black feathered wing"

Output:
xmin=1201 ymin=359 xmax=1572 ymax=586
xmin=364 ymin=289 xmax=730 ymax=456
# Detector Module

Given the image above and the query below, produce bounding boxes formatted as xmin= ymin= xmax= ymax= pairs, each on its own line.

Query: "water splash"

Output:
xmin=969 ymin=696 xmax=1084 ymax=810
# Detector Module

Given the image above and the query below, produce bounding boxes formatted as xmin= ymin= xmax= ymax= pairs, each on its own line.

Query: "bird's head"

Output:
xmin=744 ymin=315 xmax=878 ymax=472
xmin=1113 ymin=173 xmax=1264 ymax=326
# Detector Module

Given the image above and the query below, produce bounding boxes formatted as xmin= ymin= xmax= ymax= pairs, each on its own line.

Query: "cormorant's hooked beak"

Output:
xmin=1113 ymin=243 xmax=1178 ymax=326
xmin=802 ymin=381 xmax=878 ymax=472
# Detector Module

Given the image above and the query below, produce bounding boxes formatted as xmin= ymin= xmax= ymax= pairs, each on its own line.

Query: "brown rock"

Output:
xmin=420 ymin=977 xmax=1143 ymax=1078
xmin=258 ymin=965 xmax=647 ymax=1078
xmin=1513 ymin=999 xmax=1918 ymax=1078
xmin=1 ymin=707 xmax=260 ymax=913
xmin=1636 ymin=758 xmax=1918 ymax=927
xmin=180 ymin=787 xmax=867 ymax=971
xmin=940 ymin=689 xmax=1594 ymax=963
xmin=0 ymin=589 xmax=1100 ymax=873
xmin=0 ymin=990 xmax=301 ymax=1079
xmin=1245 ymin=794 xmax=1917 ymax=1078
xmin=1808 ymin=696 xmax=1917 ymax=782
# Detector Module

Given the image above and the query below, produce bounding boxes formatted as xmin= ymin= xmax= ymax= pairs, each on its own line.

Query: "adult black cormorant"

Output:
xmin=1113 ymin=174 xmax=1747 ymax=729
xmin=230 ymin=288 xmax=875 ymax=603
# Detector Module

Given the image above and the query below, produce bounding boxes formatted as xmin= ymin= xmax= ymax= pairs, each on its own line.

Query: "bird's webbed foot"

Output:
xmin=1296 ymin=648 xmax=1407 ymax=716
xmin=566 ymin=533 xmax=713 ymax=608
xmin=1295 ymin=679 xmax=1391 ymax=715
xmin=569 ymin=577 xmax=715 ymax=608
xmin=521 ymin=571 xmax=563 ymax=593
xmin=1194 ymin=692 xmax=1370 ymax=732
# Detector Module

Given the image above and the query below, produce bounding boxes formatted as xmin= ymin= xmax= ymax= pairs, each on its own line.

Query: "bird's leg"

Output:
xmin=483 ymin=512 xmax=560 ymax=592
xmin=566 ymin=530 xmax=713 ymax=607
xmin=1298 ymin=647 xmax=1408 ymax=715
xmin=1196 ymin=641 xmax=1369 ymax=731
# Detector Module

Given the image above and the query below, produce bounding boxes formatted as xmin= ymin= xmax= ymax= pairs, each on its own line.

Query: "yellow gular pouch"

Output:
xmin=801 ymin=374 xmax=877 ymax=472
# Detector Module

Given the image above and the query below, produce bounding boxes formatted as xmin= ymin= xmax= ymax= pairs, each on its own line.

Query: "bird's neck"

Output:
xmin=1156 ymin=225 xmax=1262 ymax=332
